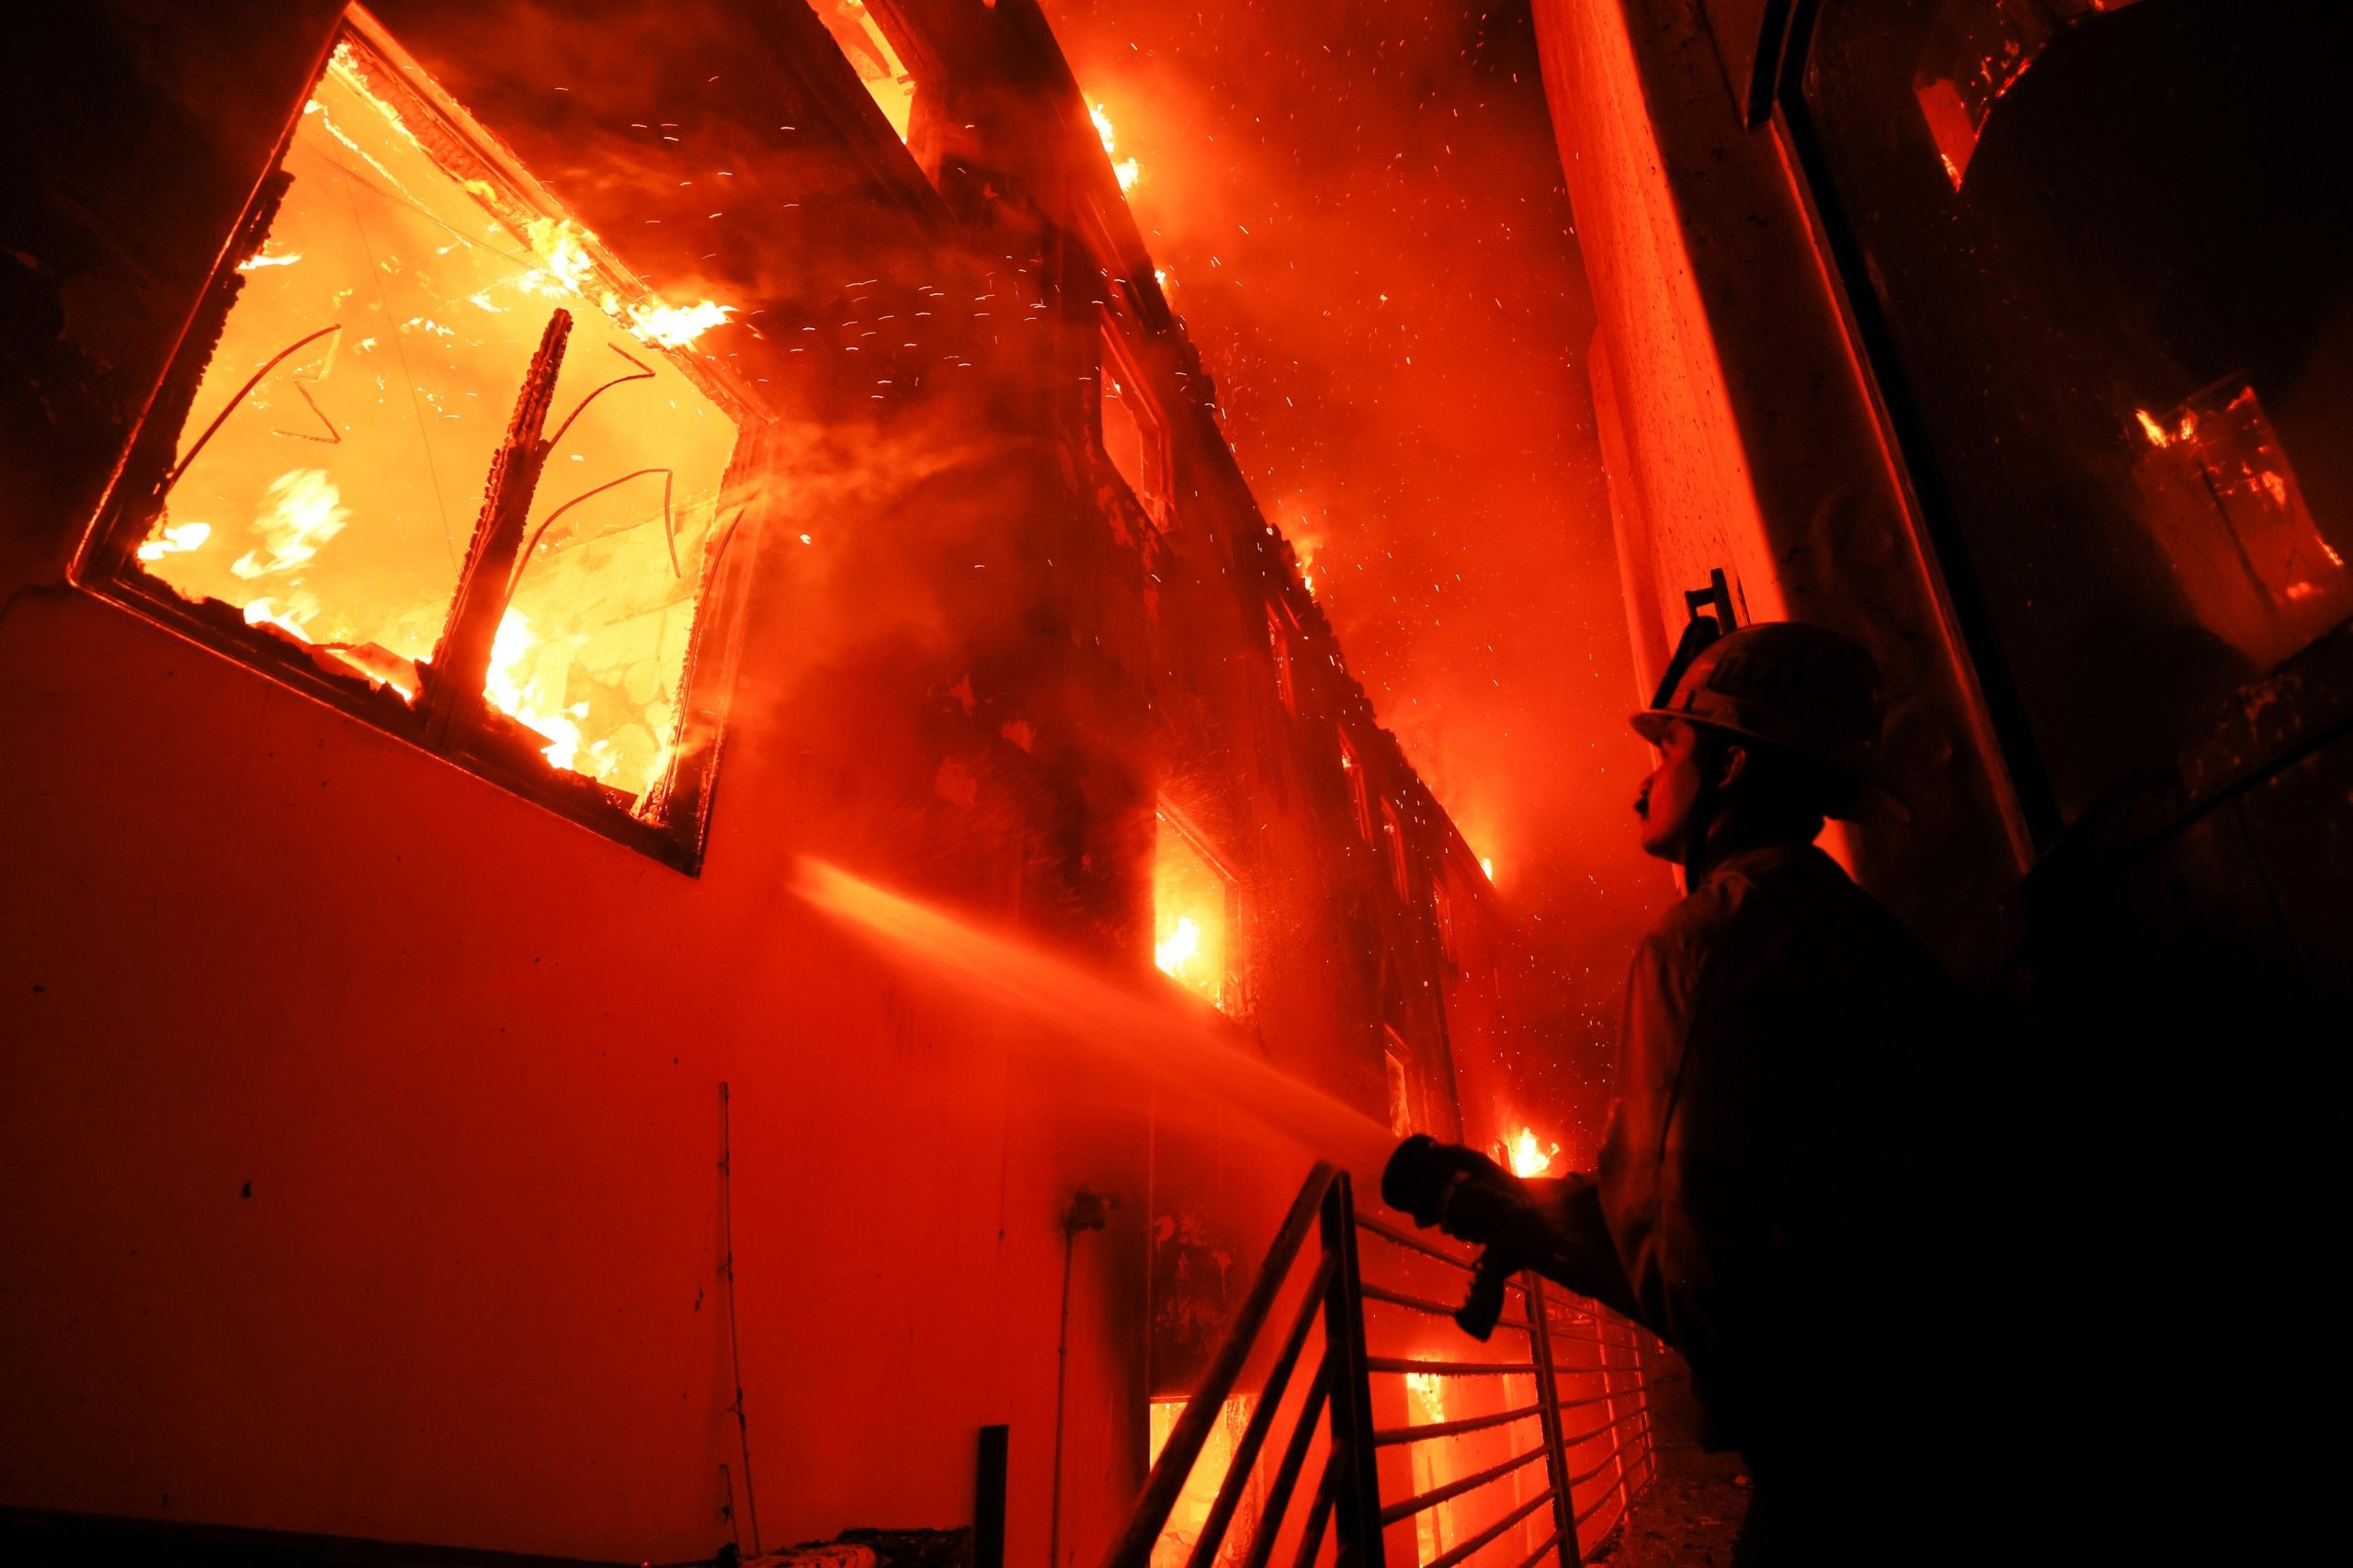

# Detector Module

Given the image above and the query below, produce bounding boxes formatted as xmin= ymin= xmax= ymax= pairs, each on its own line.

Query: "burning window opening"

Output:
xmin=1154 ymin=805 xmax=1237 ymax=1013
xmin=816 ymin=1 xmax=919 ymax=144
xmin=1100 ymin=324 xmax=1167 ymax=520
xmin=87 ymin=17 xmax=756 ymax=850
xmin=1146 ymin=1393 xmax=1259 ymax=1568
xmin=1266 ymin=604 xmax=1296 ymax=716
xmin=2128 ymin=377 xmax=2350 ymax=673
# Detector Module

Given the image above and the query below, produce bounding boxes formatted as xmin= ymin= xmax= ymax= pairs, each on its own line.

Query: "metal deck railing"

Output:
xmin=1106 ymin=1163 xmax=1657 ymax=1568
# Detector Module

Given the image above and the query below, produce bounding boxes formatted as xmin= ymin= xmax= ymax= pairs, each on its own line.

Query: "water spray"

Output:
xmin=791 ymin=858 xmax=1395 ymax=1180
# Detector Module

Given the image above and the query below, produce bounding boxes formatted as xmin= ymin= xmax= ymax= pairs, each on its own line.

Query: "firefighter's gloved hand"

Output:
xmin=1456 ymin=1246 xmax=1519 ymax=1341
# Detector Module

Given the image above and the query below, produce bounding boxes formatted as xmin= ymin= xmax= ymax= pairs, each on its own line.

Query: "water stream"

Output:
xmin=795 ymin=857 xmax=1397 ymax=1182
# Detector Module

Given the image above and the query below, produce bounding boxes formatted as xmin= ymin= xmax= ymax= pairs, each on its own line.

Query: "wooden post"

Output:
xmin=424 ymin=307 xmax=571 ymax=744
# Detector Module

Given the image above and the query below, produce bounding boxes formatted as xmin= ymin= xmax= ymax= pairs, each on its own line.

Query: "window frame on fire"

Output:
xmin=1154 ymin=795 xmax=1248 ymax=1017
xmin=69 ymin=8 xmax=771 ymax=875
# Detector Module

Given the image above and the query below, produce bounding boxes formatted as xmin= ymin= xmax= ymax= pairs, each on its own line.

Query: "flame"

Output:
xmin=486 ymin=609 xmax=585 ymax=773
xmin=136 ymin=520 xmax=212 ymax=562
xmin=243 ymin=592 xmax=324 ymax=642
xmin=521 ymin=216 xmax=598 ymax=298
xmin=2134 ymin=406 xmax=2199 ymax=449
xmin=522 ymin=216 xmax=735 ymax=348
xmin=1478 ymin=856 xmax=1495 ymax=882
xmin=1154 ymin=812 xmax=1232 ymax=1010
xmin=623 ymin=297 xmax=734 ymax=348
xmin=1154 ymin=915 xmax=1203 ymax=978
xmin=235 ymin=250 xmax=302 ymax=271
xmin=1503 ymin=1126 xmax=1559 ymax=1179
xmin=1091 ymin=103 xmax=1141 ymax=194
xmin=230 ymin=470 xmax=349 ymax=581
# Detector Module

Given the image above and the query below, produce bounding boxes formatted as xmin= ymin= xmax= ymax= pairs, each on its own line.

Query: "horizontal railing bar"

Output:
xmin=1567 ymin=1449 xmax=1625 ymax=1490
xmin=1560 ymin=1404 xmax=1650 ymax=1449
xmin=1549 ymin=1384 xmax=1649 ymax=1415
xmin=1366 ymin=1356 xmax=1538 ymax=1377
xmin=1354 ymin=1214 xmax=1524 ymax=1285
xmin=1574 ymin=1470 xmax=1635 ymax=1529
xmin=1514 ymin=1530 xmax=1563 ymax=1568
xmin=1359 ymin=1281 xmax=1532 ymax=1333
xmin=1372 ymin=1403 xmax=1544 ymax=1448
xmin=1422 ymin=1488 xmax=1553 ymax=1568
xmin=1379 ymin=1443 xmax=1548 ymax=1526
xmin=1531 ymin=1325 xmax=1620 ymax=1346
xmin=1570 ymin=1433 xmax=1656 ymax=1528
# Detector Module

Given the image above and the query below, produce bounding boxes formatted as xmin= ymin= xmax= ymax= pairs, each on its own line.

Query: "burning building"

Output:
xmin=0 ymin=3 xmax=1580 ymax=1565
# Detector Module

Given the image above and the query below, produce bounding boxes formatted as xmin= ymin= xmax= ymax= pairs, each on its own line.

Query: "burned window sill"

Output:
xmin=92 ymin=575 xmax=707 ymax=873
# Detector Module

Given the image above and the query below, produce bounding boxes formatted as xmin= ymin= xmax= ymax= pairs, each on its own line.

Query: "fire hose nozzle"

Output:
xmin=1382 ymin=1134 xmax=1546 ymax=1341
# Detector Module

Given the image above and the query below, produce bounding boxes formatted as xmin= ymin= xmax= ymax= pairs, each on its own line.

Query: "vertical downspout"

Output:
xmin=1050 ymin=1187 xmax=1113 ymax=1568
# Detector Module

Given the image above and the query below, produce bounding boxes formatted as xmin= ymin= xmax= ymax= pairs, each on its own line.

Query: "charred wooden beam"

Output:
xmin=423 ymin=307 xmax=572 ymax=745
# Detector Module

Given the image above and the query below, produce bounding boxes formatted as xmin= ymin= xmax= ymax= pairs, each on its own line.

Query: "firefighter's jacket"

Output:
xmin=1529 ymin=842 xmax=1971 ymax=1461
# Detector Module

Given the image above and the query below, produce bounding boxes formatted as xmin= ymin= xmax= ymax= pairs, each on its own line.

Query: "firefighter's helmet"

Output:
xmin=1631 ymin=621 xmax=1905 ymax=822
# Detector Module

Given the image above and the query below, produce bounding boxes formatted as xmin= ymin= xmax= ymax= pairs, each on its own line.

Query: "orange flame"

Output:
xmin=1154 ymin=915 xmax=1204 ymax=979
xmin=1091 ymin=103 xmax=1142 ymax=195
xmin=1503 ymin=1126 xmax=1559 ymax=1178
xmin=521 ymin=216 xmax=735 ymax=349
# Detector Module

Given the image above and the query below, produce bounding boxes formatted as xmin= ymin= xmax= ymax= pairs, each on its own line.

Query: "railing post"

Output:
xmin=1597 ymin=1315 xmax=1628 ymax=1538
xmin=1523 ymin=1277 xmax=1582 ymax=1568
xmin=1319 ymin=1175 xmax=1386 ymax=1568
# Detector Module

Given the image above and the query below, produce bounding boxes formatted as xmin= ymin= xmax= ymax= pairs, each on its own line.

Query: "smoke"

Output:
xmin=1044 ymin=3 xmax=1674 ymax=1145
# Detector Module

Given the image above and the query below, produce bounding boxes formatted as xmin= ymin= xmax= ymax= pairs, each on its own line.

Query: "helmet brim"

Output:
xmin=1628 ymin=709 xmax=1912 ymax=825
